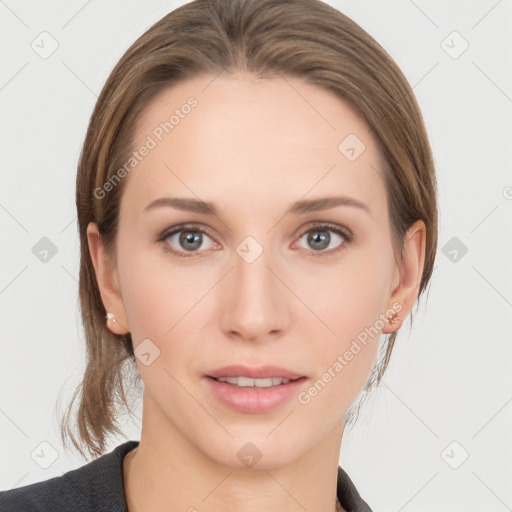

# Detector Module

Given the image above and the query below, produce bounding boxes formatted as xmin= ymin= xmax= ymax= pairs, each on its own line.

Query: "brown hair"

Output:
xmin=61 ymin=0 xmax=438 ymax=459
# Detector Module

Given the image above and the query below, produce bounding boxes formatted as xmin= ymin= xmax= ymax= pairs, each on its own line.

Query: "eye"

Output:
xmin=295 ymin=222 xmax=352 ymax=255
xmin=158 ymin=224 xmax=217 ymax=257
xmin=157 ymin=222 xmax=353 ymax=258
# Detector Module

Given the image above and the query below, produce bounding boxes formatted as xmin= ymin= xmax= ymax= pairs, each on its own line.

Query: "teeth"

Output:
xmin=215 ymin=376 xmax=291 ymax=387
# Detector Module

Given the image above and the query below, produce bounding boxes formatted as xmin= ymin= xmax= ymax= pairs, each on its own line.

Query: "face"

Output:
xmin=89 ymin=72 xmax=423 ymax=470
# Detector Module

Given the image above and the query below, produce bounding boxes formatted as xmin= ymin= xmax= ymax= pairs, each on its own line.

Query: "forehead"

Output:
xmin=122 ymin=72 xmax=387 ymax=219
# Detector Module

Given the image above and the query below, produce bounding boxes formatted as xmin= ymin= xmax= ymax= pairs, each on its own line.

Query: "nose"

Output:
xmin=219 ymin=239 xmax=290 ymax=343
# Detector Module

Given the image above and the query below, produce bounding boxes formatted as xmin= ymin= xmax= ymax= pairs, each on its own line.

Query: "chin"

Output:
xmin=198 ymin=430 xmax=309 ymax=471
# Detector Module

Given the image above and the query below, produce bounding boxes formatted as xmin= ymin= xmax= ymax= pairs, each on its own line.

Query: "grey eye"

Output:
xmin=297 ymin=229 xmax=345 ymax=251
xmin=166 ymin=230 xmax=214 ymax=253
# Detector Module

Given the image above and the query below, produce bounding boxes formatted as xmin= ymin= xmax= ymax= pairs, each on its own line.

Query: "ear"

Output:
xmin=381 ymin=219 xmax=426 ymax=334
xmin=86 ymin=222 xmax=129 ymax=335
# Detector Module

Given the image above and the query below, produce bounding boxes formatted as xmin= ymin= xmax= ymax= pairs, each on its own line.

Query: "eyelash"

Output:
xmin=156 ymin=222 xmax=354 ymax=258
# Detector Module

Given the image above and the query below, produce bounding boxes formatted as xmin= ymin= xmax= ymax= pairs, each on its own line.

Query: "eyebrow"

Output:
xmin=143 ymin=195 xmax=370 ymax=216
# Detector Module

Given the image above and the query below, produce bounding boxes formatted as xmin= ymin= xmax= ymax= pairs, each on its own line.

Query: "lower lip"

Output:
xmin=203 ymin=376 xmax=307 ymax=413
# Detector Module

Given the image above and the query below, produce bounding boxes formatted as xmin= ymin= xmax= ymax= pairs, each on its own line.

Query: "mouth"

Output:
xmin=203 ymin=365 xmax=308 ymax=413
xmin=206 ymin=364 xmax=306 ymax=382
xmin=206 ymin=375 xmax=306 ymax=388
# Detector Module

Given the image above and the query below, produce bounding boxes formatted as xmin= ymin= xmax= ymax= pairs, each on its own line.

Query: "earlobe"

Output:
xmin=382 ymin=219 xmax=426 ymax=334
xmin=86 ymin=222 xmax=130 ymax=335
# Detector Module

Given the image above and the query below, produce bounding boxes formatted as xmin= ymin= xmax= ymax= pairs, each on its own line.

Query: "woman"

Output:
xmin=0 ymin=0 xmax=437 ymax=510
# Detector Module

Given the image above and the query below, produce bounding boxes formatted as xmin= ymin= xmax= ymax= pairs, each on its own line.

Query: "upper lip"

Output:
xmin=206 ymin=365 xmax=306 ymax=380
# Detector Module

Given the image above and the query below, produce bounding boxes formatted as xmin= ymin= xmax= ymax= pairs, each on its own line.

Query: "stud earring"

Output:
xmin=106 ymin=312 xmax=117 ymax=323
xmin=387 ymin=312 xmax=402 ymax=324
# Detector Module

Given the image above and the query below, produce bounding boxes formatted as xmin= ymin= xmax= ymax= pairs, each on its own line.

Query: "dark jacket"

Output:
xmin=0 ymin=440 xmax=373 ymax=511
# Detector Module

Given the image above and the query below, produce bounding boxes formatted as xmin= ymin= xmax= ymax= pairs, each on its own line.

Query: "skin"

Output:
xmin=87 ymin=72 xmax=426 ymax=512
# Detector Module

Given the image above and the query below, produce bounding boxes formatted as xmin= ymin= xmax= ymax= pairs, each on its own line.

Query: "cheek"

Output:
xmin=118 ymin=239 xmax=188 ymax=326
xmin=117 ymin=242 xmax=215 ymax=363
xmin=301 ymin=242 xmax=393 ymax=399
xmin=308 ymin=246 xmax=393 ymax=339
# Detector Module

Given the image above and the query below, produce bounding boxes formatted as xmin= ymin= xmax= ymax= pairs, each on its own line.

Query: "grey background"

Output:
xmin=1 ymin=0 xmax=511 ymax=510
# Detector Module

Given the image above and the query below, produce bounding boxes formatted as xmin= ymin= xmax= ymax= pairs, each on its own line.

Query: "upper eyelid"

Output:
xmin=294 ymin=222 xmax=352 ymax=241
xmin=160 ymin=223 xmax=216 ymax=241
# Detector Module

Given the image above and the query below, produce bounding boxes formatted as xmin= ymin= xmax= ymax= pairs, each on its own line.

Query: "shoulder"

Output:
xmin=0 ymin=440 xmax=139 ymax=512
xmin=337 ymin=465 xmax=374 ymax=512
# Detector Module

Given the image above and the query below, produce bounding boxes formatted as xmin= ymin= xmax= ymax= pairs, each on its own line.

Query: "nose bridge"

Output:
xmin=235 ymin=238 xmax=272 ymax=293
xmin=220 ymin=232 xmax=288 ymax=339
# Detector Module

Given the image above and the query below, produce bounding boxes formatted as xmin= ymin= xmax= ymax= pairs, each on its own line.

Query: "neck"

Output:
xmin=123 ymin=394 xmax=347 ymax=512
